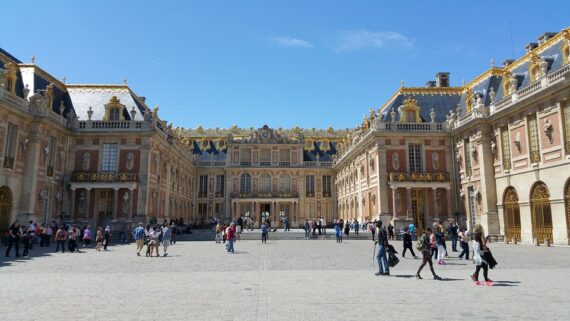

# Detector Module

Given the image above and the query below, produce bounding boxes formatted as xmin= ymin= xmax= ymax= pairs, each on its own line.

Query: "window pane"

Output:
xmin=101 ymin=144 xmax=118 ymax=172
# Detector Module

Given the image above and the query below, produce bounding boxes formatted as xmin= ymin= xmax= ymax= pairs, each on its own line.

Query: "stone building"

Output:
xmin=1 ymin=26 xmax=570 ymax=244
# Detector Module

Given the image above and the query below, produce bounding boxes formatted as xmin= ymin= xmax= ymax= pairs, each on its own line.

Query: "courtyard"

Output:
xmin=1 ymin=234 xmax=569 ymax=321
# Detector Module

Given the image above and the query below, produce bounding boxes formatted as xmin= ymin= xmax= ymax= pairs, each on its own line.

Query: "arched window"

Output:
xmin=503 ymin=187 xmax=521 ymax=242
xmin=279 ymin=173 xmax=291 ymax=193
xmin=530 ymin=182 xmax=553 ymax=243
xmin=240 ymin=173 xmax=251 ymax=194
xmin=260 ymin=173 xmax=271 ymax=193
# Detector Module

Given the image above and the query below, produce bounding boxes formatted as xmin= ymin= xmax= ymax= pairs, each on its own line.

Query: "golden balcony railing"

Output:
xmin=71 ymin=171 xmax=138 ymax=183
xmin=388 ymin=172 xmax=450 ymax=182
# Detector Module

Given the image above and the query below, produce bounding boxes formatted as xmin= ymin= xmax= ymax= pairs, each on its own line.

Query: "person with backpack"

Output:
xmin=261 ymin=221 xmax=269 ymax=244
xmin=374 ymin=221 xmax=390 ymax=276
xmin=5 ymin=221 xmax=21 ymax=257
xmin=435 ymin=226 xmax=447 ymax=265
xmin=415 ymin=227 xmax=442 ymax=280
xmin=402 ymin=227 xmax=417 ymax=258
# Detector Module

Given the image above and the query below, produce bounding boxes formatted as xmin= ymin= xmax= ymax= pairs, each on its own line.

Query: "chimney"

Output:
xmin=502 ymin=59 xmax=515 ymax=67
xmin=426 ymin=80 xmax=436 ymax=88
xmin=435 ymin=72 xmax=450 ymax=87
xmin=525 ymin=42 xmax=538 ymax=53
xmin=538 ymin=32 xmax=557 ymax=45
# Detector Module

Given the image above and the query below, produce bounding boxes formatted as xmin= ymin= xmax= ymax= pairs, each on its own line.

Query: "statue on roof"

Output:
xmin=362 ymin=114 xmax=369 ymax=132
xmin=152 ymin=105 xmax=159 ymax=120
xmin=369 ymin=108 xmax=376 ymax=121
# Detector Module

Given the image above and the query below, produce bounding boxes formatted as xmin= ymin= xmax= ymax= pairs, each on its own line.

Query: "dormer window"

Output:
xmin=399 ymin=96 xmax=421 ymax=123
xmin=109 ymin=108 xmax=121 ymax=121
xmin=562 ymin=42 xmax=570 ymax=65
xmin=103 ymin=96 xmax=125 ymax=121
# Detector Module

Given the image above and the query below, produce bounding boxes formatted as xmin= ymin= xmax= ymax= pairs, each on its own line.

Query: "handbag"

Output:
xmin=388 ymin=253 xmax=400 ymax=267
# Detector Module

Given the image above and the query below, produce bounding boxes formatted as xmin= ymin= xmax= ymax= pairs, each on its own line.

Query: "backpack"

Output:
xmin=416 ymin=235 xmax=427 ymax=252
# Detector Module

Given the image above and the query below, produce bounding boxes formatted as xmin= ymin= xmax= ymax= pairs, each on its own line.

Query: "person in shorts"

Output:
xmin=162 ymin=223 xmax=172 ymax=257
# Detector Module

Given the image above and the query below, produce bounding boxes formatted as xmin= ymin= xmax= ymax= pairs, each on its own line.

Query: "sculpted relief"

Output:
xmin=392 ymin=152 xmax=400 ymax=170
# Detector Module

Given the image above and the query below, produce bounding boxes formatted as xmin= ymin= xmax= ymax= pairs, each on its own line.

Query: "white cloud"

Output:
xmin=334 ymin=30 xmax=414 ymax=52
xmin=269 ymin=36 xmax=313 ymax=48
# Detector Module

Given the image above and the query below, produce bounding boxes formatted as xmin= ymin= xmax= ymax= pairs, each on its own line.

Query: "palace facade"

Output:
xmin=1 ymin=27 xmax=570 ymax=244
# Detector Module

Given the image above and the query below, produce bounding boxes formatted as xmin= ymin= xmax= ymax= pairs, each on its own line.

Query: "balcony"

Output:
xmin=378 ymin=122 xmax=446 ymax=132
xmin=388 ymin=172 xmax=450 ymax=182
xmin=3 ymin=157 xmax=14 ymax=169
xmin=71 ymin=171 xmax=139 ymax=183
xmin=230 ymin=191 xmax=299 ymax=199
xmin=197 ymin=161 xmax=226 ymax=167
xmin=198 ymin=192 xmax=208 ymax=198
xmin=77 ymin=120 xmax=149 ymax=131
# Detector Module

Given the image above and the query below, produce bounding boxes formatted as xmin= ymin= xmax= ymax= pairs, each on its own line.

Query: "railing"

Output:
xmin=215 ymin=192 xmax=224 ymax=198
xmin=379 ymin=122 xmax=445 ymax=132
xmin=78 ymin=120 xmax=149 ymax=131
xmin=197 ymin=161 xmax=226 ymax=167
xmin=198 ymin=192 xmax=208 ymax=198
xmin=278 ymin=161 xmax=291 ymax=166
xmin=0 ymin=87 xmax=68 ymax=127
xmin=259 ymin=161 xmax=272 ymax=166
xmin=71 ymin=171 xmax=139 ymax=183
xmin=239 ymin=161 xmax=252 ymax=166
xmin=388 ymin=172 xmax=450 ymax=182
xmin=230 ymin=191 xmax=299 ymax=199
xmin=0 ymin=87 xmax=28 ymax=112
xmin=306 ymin=192 xmax=315 ymax=198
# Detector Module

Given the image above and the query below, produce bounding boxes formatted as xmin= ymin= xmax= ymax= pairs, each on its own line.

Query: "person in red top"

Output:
xmin=225 ymin=223 xmax=236 ymax=253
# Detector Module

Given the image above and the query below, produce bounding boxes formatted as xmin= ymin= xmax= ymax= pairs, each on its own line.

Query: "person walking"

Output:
xmin=261 ymin=221 xmax=269 ymax=244
xmin=55 ymin=225 xmax=67 ymax=253
xmin=225 ymin=223 xmax=236 ymax=253
xmin=408 ymin=223 xmax=416 ymax=241
xmin=95 ymin=226 xmax=103 ymax=251
xmin=5 ymin=221 xmax=21 ymax=257
xmin=148 ymin=226 xmax=160 ymax=257
xmin=303 ymin=219 xmax=310 ymax=240
xmin=436 ymin=226 xmax=447 ymax=265
xmin=284 ymin=217 xmax=290 ymax=232
xmin=82 ymin=226 xmax=92 ymax=248
xmin=354 ymin=219 xmax=360 ymax=236
xmin=45 ymin=224 xmax=53 ymax=247
xmin=343 ymin=220 xmax=350 ymax=237
xmin=470 ymin=225 xmax=493 ymax=285
xmin=334 ymin=220 xmax=342 ymax=243
xmin=369 ymin=221 xmax=376 ymax=241
xmin=162 ymin=223 xmax=172 ymax=257
xmin=415 ymin=227 xmax=442 ymax=280
xmin=388 ymin=223 xmax=395 ymax=241
xmin=447 ymin=221 xmax=459 ymax=252
xmin=402 ymin=227 xmax=417 ymax=258
xmin=103 ymin=226 xmax=111 ymax=250
xmin=133 ymin=223 xmax=145 ymax=256
xmin=374 ymin=221 xmax=389 ymax=276
xmin=22 ymin=229 xmax=31 ymax=257
xmin=458 ymin=227 xmax=470 ymax=260
xmin=321 ymin=217 xmax=327 ymax=235
xmin=68 ymin=226 xmax=78 ymax=253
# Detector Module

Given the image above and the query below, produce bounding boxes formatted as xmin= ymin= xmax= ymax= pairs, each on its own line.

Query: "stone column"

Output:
xmin=406 ymin=187 xmax=412 ymax=219
xmin=112 ymin=188 xmax=119 ymax=221
xmin=446 ymin=187 xmax=452 ymax=220
xmin=70 ymin=189 xmax=76 ymax=220
xmin=128 ymin=188 xmax=134 ymax=222
xmin=18 ymin=131 xmax=41 ymax=222
xmin=474 ymin=126 xmax=499 ymax=235
xmin=391 ymin=187 xmax=397 ymax=219
xmin=85 ymin=189 xmax=91 ymax=220
xmin=432 ymin=187 xmax=439 ymax=221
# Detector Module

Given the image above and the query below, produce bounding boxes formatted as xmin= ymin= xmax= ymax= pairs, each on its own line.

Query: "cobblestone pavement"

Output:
xmin=1 ymin=237 xmax=569 ymax=321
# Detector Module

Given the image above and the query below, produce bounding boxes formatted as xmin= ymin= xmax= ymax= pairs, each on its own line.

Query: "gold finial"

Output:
xmin=400 ymin=80 xmax=405 ymax=87
xmin=462 ymin=79 xmax=465 ymax=86
xmin=31 ymin=56 xmax=36 ymax=64
xmin=123 ymin=78 xmax=128 ymax=84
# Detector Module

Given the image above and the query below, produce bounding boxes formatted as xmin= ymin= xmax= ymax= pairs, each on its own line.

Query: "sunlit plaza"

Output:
xmin=2 ymin=1 xmax=570 ymax=320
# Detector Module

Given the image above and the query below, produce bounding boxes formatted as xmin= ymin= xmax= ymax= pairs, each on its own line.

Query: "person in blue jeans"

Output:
xmin=261 ymin=221 xmax=269 ymax=244
xmin=458 ymin=228 xmax=470 ymax=260
xmin=374 ymin=221 xmax=389 ymax=276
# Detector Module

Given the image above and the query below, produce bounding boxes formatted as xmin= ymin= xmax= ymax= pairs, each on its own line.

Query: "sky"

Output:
xmin=1 ymin=0 xmax=569 ymax=130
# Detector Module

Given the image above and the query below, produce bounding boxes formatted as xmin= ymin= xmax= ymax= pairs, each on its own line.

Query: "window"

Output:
xmin=198 ymin=203 xmax=208 ymax=218
xmin=47 ymin=137 xmax=57 ymax=176
xmin=3 ymin=122 xmax=18 ymax=169
xmin=260 ymin=173 xmax=271 ymax=193
xmin=563 ymin=102 xmax=570 ymax=153
xmin=279 ymin=148 xmax=291 ymax=166
xmin=240 ymin=173 xmax=251 ymax=193
xmin=306 ymin=175 xmax=315 ymax=197
xmin=279 ymin=173 xmax=291 ymax=193
xmin=501 ymin=127 xmax=511 ymax=170
xmin=260 ymin=148 xmax=271 ymax=165
xmin=408 ymin=144 xmax=422 ymax=172
xmin=528 ymin=114 xmax=540 ymax=162
xmin=215 ymin=175 xmax=224 ymax=197
xmin=322 ymin=175 xmax=332 ymax=197
xmin=199 ymin=175 xmax=208 ymax=197
xmin=101 ymin=143 xmax=118 ymax=172
xmin=109 ymin=108 xmax=121 ymax=121
xmin=464 ymin=140 xmax=472 ymax=175
xmin=239 ymin=148 xmax=252 ymax=164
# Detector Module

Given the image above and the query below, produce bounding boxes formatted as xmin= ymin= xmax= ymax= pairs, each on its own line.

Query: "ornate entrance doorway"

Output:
xmin=0 ymin=187 xmax=12 ymax=233
xmin=260 ymin=203 xmax=270 ymax=223
xmin=503 ymin=187 xmax=521 ymax=242
xmin=411 ymin=189 xmax=425 ymax=234
xmin=530 ymin=182 xmax=553 ymax=243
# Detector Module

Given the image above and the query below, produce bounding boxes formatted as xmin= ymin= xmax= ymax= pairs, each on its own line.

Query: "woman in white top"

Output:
xmin=470 ymin=225 xmax=492 ymax=285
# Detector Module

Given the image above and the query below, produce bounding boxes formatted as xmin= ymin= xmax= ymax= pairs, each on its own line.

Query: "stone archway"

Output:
xmin=530 ymin=182 xmax=553 ymax=243
xmin=503 ymin=187 xmax=521 ymax=242
xmin=0 ymin=186 xmax=12 ymax=232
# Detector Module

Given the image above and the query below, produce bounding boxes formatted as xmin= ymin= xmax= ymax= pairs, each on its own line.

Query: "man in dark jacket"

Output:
xmin=374 ymin=221 xmax=390 ymax=276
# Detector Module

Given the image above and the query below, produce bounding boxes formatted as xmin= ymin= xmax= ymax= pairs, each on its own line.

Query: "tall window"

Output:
xmin=260 ymin=148 xmax=271 ymax=166
xmin=501 ymin=127 xmax=511 ymax=170
xmin=279 ymin=173 xmax=291 ymax=193
xmin=109 ymin=108 xmax=121 ymax=121
xmin=408 ymin=144 xmax=422 ymax=172
xmin=563 ymin=102 xmax=570 ymax=153
xmin=199 ymin=175 xmax=208 ymax=197
xmin=47 ymin=137 xmax=57 ymax=176
xmin=528 ymin=114 xmax=540 ymax=162
xmin=239 ymin=148 xmax=252 ymax=165
xmin=260 ymin=173 xmax=271 ymax=193
xmin=215 ymin=175 xmax=224 ymax=197
xmin=198 ymin=203 xmax=208 ymax=218
xmin=306 ymin=175 xmax=315 ymax=197
xmin=101 ymin=143 xmax=118 ymax=172
xmin=464 ymin=140 xmax=472 ymax=175
xmin=240 ymin=173 xmax=251 ymax=193
xmin=322 ymin=175 xmax=332 ymax=197
xmin=3 ymin=123 xmax=18 ymax=169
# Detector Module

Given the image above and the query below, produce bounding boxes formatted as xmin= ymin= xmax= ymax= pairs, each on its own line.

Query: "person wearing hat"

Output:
xmin=132 ymin=223 xmax=146 ymax=256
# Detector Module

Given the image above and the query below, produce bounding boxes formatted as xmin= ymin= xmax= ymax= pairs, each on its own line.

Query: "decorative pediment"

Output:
xmin=103 ymin=95 xmax=126 ymax=121
xmin=398 ymin=96 xmax=421 ymax=123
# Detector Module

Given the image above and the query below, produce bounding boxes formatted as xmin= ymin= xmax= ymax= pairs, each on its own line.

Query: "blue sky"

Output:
xmin=1 ymin=0 xmax=569 ymax=129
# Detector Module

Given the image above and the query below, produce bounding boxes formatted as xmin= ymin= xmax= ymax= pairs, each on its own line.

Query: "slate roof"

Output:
xmin=379 ymin=90 xmax=462 ymax=122
xmin=66 ymin=85 xmax=148 ymax=121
